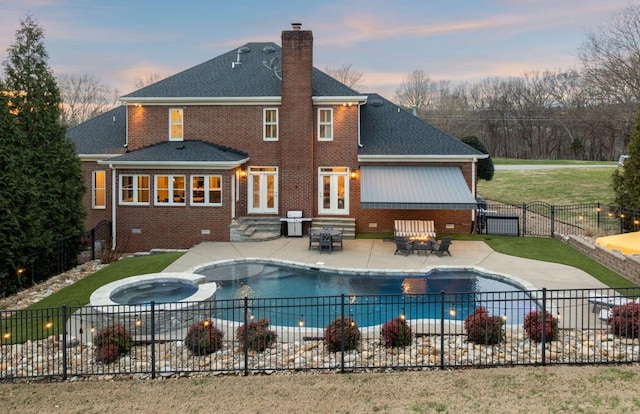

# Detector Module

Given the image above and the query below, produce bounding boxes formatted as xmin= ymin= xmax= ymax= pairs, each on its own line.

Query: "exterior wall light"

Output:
xmin=350 ymin=168 xmax=358 ymax=179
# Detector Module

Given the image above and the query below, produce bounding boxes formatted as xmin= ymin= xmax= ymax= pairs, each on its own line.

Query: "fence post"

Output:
xmin=541 ymin=289 xmax=546 ymax=366
xmin=596 ymin=202 xmax=601 ymax=234
xmin=440 ymin=290 xmax=445 ymax=369
xmin=550 ymin=205 xmax=555 ymax=237
xmin=90 ymin=228 xmax=96 ymax=261
xmin=340 ymin=294 xmax=345 ymax=374
xmin=244 ymin=297 xmax=249 ymax=376
xmin=62 ymin=305 xmax=68 ymax=380
xmin=151 ymin=302 xmax=156 ymax=379
xmin=522 ymin=203 xmax=527 ymax=237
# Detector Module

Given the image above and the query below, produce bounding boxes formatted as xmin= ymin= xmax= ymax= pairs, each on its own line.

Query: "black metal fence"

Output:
xmin=3 ymin=287 xmax=640 ymax=380
xmin=478 ymin=202 xmax=640 ymax=237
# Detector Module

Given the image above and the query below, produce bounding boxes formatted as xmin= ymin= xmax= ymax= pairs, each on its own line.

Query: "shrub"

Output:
xmin=523 ymin=310 xmax=558 ymax=343
xmin=324 ymin=317 xmax=361 ymax=353
xmin=464 ymin=307 xmax=505 ymax=345
xmin=184 ymin=320 xmax=224 ymax=355
xmin=95 ymin=344 xmax=121 ymax=364
xmin=236 ymin=318 xmax=278 ymax=352
xmin=380 ymin=317 xmax=413 ymax=348
xmin=608 ymin=302 xmax=640 ymax=339
xmin=93 ymin=324 xmax=134 ymax=361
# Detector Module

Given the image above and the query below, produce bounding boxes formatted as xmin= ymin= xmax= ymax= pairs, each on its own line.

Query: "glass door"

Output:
xmin=248 ymin=167 xmax=278 ymax=214
xmin=318 ymin=167 xmax=349 ymax=215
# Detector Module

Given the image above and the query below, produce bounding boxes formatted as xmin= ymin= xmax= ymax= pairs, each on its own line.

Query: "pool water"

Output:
xmin=110 ymin=280 xmax=198 ymax=305
xmin=196 ymin=262 xmax=536 ymax=327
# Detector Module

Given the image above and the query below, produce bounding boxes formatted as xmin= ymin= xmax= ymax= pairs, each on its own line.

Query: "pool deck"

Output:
xmin=163 ymin=238 xmax=608 ymax=290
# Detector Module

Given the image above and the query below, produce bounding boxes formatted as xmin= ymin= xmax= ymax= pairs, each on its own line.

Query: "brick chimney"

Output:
xmin=280 ymin=23 xmax=314 ymax=217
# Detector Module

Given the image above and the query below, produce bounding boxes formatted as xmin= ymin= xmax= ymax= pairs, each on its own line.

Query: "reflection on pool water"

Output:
xmin=110 ymin=280 xmax=198 ymax=305
xmin=194 ymin=261 xmax=538 ymax=327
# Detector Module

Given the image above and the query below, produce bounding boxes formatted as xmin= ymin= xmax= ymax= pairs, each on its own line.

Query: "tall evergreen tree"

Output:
xmin=1 ymin=16 xmax=85 ymax=294
xmin=461 ymin=135 xmax=495 ymax=181
xmin=613 ymin=109 xmax=640 ymax=209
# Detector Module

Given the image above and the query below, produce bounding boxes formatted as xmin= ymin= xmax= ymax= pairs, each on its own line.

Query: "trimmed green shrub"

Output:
xmin=523 ymin=310 xmax=558 ymax=343
xmin=464 ymin=307 xmax=505 ymax=345
xmin=236 ymin=318 xmax=278 ymax=352
xmin=380 ymin=317 xmax=413 ymax=348
xmin=93 ymin=324 xmax=134 ymax=364
xmin=608 ymin=302 xmax=640 ymax=339
xmin=324 ymin=317 xmax=361 ymax=353
xmin=184 ymin=320 xmax=224 ymax=355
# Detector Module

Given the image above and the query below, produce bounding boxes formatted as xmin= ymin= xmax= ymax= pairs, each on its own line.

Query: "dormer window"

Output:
xmin=169 ymin=108 xmax=183 ymax=141
xmin=318 ymin=108 xmax=333 ymax=141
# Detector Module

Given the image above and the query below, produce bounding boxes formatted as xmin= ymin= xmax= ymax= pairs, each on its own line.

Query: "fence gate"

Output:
xmin=522 ymin=201 xmax=554 ymax=237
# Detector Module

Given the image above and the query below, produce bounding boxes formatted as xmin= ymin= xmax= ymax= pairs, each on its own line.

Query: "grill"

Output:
xmin=280 ymin=210 xmax=312 ymax=237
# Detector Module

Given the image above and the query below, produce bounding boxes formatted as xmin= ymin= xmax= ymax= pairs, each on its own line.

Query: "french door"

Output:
xmin=248 ymin=167 xmax=278 ymax=214
xmin=318 ymin=167 xmax=349 ymax=215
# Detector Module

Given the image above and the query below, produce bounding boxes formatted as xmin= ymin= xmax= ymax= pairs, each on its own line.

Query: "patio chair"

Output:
xmin=319 ymin=232 xmax=333 ymax=254
xmin=308 ymin=230 xmax=321 ymax=250
xmin=431 ymin=237 xmax=452 ymax=257
xmin=331 ymin=231 xmax=344 ymax=251
xmin=394 ymin=236 xmax=414 ymax=256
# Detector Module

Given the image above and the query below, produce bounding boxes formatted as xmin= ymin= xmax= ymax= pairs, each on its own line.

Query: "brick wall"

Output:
xmin=559 ymin=234 xmax=640 ymax=285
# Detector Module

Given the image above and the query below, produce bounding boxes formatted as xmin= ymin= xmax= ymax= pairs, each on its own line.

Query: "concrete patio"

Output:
xmin=164 ymin=237 xmax=608 ymax=290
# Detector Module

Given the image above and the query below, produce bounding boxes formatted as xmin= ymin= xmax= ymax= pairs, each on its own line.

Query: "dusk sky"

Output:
xmin=0 ymin=0 xmax=635 ymax=99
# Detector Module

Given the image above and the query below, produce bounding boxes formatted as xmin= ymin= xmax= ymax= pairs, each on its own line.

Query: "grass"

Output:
xmin=493 ymin=158 xmax=615 ymax=166
xmin=1 ymin=252 xmax=183 ymax=343
xmin=478 ymin=167 xmax=617 ymax=205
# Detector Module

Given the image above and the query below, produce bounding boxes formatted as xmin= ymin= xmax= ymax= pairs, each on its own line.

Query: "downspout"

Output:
xmin=110 ymin=164 xmax=117 ymax=250
xmin=357 ymin=99 xmax=367 ymax=148
xmin=471 ymin=157 xmax=477 ymax=227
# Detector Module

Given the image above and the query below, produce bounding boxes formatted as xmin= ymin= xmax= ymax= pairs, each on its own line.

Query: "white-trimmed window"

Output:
xmin=155 ymin=175 xmax=186 ymax=205
xmin=191 ymin=175 xmax=222 ymax=206
xmin=318 ymin=108 xmax=333 ymax=141
xmin=169 ymin=108 xmax=183 ymax=141
xmin=120 ymin=175 xmax=150 ymax=205
xmin=263 ymin=108 xmax=278 ymax=141
xmin=92 ymin=170 xmax=106 ymax=209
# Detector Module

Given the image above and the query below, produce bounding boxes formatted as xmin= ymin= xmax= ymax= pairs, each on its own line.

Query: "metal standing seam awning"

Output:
xmin=360 ymin=165 xmax=477 ymax=210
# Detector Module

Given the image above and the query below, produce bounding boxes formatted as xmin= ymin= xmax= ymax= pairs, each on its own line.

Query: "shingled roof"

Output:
xmin=67 ymin=105 xmax=126 ymax=155
xmin=359 ymin=94 xmax=483 ymax=157
xmin=121 ymin=42 xmax=361 ymax=100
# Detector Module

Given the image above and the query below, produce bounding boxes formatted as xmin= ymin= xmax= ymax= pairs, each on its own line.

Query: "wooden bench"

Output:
xmin=394 ymin=220 xmax=436 ymax=239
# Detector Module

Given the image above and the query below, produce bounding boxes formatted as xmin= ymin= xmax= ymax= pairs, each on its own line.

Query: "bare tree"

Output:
xmin=57 ymin=74 xmax=118 ymax=127
xmin=395 ymin=70 xmax=438 ymax=113
xmin=578 ymin=5 xmax=640 ymax=105
xmin=324 ymin=64 xmax=364 ymax=91
xmin=134 ymin=72 xmax=162 ymax=89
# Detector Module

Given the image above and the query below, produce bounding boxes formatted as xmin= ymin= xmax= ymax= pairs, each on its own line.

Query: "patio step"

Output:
xmin=230 ymin=217 xmax=281 ymax=242
xmin=311 ymin=217 xmax=356 ymax=239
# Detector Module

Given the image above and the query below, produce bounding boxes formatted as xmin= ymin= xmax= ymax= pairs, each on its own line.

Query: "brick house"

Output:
xmin=68 ymin=24 xmax=486 ymax=252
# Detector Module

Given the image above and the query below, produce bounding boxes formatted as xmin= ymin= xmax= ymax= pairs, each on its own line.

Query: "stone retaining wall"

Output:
xmin=558 ymin=234 xmax=640 ymax=285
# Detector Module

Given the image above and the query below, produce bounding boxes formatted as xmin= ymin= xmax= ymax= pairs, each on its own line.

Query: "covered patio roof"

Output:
xmin=360 ymin=165 xmax=477 ymax=210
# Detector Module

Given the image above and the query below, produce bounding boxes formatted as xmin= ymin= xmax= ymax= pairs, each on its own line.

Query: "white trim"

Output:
xmin=154 ymin=174 xmax=187 ymax=206
xmin=358 ymin=154 xmax=489 ymax=162
xmin=263 ymin=108 xmax=278 ymax=141
xmin=318 ymin=108 xmax=333 ymax=141
xmin=169 ymin=108 xmax=184 ymax=141
xmin=111 ymin=166 xmax=117 ymax=250
xmin=120 ymin=96 xmax=283 ymax=105
xmin=78 ymin=154 xmax=123 ymax=161
xmin=313 ymin=95 xmax=368 ymax=105
xmin=190 ymin=174 xmax=223 ymax=207
xmin=247 ymin=166 xmax=278 ymax=214
xmin=92 ymin=170 xmax=107 ymax=209
xmin=98 ymin=158 xmax=250 ymax=169
xmin=119 ymin=174 xmax=150 ymax=205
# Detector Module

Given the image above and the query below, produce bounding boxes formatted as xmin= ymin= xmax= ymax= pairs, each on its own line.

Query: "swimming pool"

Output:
xmin=194 ymin=260 xmax=538 ymax=327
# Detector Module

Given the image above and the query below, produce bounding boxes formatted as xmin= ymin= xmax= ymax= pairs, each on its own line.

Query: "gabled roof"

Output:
xmin=67 ymin=105 xmax=126 ymax=156
xmin=359 ymin=94 xmax=485 ymax=159
xmin=100 ymin=140 xmax=249 ymax=169
xmin=120 ymin=42 xmax=362 ymax=100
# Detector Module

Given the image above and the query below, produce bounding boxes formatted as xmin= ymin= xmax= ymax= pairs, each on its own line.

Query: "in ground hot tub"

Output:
xmin=89 ymin=272 xmax=217 ymax=340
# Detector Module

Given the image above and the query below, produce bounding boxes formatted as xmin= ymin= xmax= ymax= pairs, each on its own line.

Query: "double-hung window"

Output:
xmin=120 ymin=175 xmax=150 ymax=205
xmin=155 ymin=175 xmax=186 ymax=205
xmin=92 ymin=170 xmax=106 ymax=209
xmin=318 ymin=108 xmax=333 ymax=141
xmin=191 ymin=175 xmax=222 ymax=206
xmin=169 ymin=108 xmax=183 ymax=141
xmin=263 ymin=108 xmax=278 ymax=141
